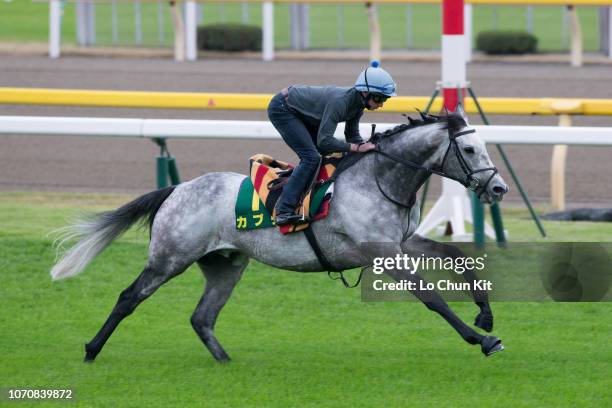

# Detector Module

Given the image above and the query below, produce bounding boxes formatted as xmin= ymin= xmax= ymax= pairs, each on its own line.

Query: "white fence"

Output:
xmin=1 ymin=116 xmax=611 ymax=145
xmin=2 ymin=115 xmax=610 ymax=241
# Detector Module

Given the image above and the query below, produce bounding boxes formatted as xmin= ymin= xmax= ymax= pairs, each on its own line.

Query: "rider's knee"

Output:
xmin=301 ymin=151 xmax=321 ymax=166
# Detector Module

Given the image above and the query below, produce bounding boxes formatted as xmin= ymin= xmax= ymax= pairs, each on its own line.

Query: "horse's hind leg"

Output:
xmin=84 ymin=262 xmax=188 ymax=362
xmin=191 ymin=251 xmax=249 ymax=362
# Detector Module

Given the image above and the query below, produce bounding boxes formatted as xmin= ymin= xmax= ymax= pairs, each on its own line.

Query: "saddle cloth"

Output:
xmin=235 ymin=153 xmax=342 ymax=234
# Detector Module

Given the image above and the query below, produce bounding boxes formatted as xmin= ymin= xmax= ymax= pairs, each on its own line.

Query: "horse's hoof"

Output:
xmin=475 ymin=312 xmax=494 ymax=332
xmin=481 ymin=336 xmax=504 ymax=357
xmin=84 ymin=343 xmax=98 ymax=362
xmin=212 ymin=349 xmax=232 ymax=363
xmin=83 ymin=351 xmax=97 ymax=363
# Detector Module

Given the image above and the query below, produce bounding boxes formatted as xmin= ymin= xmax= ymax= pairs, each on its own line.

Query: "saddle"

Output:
xmin=235 ymin=153 xmax=344 ymax=234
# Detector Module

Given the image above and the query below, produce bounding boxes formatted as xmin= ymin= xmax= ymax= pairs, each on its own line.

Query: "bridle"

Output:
xmin=374 ymin=125 xmax=499 ymax=208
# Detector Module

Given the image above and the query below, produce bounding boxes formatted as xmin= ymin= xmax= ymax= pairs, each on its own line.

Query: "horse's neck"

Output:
xmin=385 ymin=124 xmax=447 ymax=167
xmin=368 ymin=124 xmax=445 ymax=205
xmin=335 ymin=124 xmax=445 ymax=207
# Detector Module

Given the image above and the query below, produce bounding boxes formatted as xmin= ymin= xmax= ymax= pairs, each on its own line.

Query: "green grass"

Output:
xmin=0 ymin=1 xmax=601 ymax=51
xmin=1 ymin=191 xmax=611 ymax=407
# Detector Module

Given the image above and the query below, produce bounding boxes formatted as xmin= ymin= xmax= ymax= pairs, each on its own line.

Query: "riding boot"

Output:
xmin=274 ymin=185 xmax=304 ymax=226
xmin=274 ymin=159 xmax=319 ymax=225
xmin=274 ymin=212 xmax=305 ymax=226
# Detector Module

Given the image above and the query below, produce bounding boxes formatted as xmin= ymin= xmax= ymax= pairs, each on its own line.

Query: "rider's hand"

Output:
xmin=351 ymin=142 xmax=376 ymax=153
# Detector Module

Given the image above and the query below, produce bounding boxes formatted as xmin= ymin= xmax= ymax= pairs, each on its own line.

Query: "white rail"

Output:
xmin=1 ymin=116 xmax=611 ymax=145
xmin=2 ymin=115 xmax=610 ymax=242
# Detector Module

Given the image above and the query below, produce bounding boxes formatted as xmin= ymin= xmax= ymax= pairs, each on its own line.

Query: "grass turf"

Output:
xmin=0 ymin=1 xmax=601 ymax=51
xmin=0 ymin=191 xmax=611 ymax=407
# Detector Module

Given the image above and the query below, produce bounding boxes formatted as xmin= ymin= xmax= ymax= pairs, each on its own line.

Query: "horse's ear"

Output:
xmin=456 ymin=103 xmax=470 ymax=125
xmin=402 ymin=113 xmax=417 ymax=125
xmin=438 ymin=106 xmax=449 ymax=118
xmin=416 ymin=109 xmax=427 ymax=121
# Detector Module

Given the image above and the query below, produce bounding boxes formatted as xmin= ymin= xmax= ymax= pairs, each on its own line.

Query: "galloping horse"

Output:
xmin=51 ymin=107 xmax=509 ymax=362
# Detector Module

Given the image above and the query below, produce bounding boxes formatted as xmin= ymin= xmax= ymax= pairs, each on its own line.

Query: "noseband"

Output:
xmin=374 ymin=126 xmax=498 ymax=207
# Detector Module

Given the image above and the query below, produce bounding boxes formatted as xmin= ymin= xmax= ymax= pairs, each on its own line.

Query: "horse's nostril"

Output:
xmin=492 ymin=185 xmax=508 ymax=194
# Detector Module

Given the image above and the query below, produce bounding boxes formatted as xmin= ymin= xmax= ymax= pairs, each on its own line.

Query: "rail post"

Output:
xmin=49 ymin=0 xmax=62 ymax=59
xmin=157 ymin=156 xmax=170 ymax=188
xmin=471 ymin=192 xmax=485 ymax=247
xmin=550 ymin=100 xmax=583 ymax=210
xmin=167 ymin=157 xmax=181 ymax=185
xmin=153 ymin=138 xmax=181 ymax=189
xmin=568 ymin=5 xmax=583 ymax=67
xmin=262 ymin=2 xmax=274 ymax=61
xmin=170 ymin=1 xmax=186 ymax=62
xmin=185 ymin=0 xmax=198 ymax=61
xmin=366 ymin=2 xmax=381 ymax=62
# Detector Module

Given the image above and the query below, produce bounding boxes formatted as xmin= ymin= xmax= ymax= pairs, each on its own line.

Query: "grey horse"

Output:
xmin=51 ymin=107 xmax=509 ymax=362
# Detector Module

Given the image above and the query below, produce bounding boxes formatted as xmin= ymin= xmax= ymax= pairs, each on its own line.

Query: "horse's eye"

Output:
xmin=463 ymin=146 xmax=475 ymax=154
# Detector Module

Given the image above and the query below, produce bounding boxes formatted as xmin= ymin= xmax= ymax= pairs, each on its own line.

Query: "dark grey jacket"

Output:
xmin=285 ymin=85 xmax=366 ymax=153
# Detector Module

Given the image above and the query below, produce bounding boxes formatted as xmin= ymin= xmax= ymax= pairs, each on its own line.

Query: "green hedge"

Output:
xmin=197 ymin=24 xmax=262 ymax=52
xmin=476 ymin=31 xmax=538 ymax=55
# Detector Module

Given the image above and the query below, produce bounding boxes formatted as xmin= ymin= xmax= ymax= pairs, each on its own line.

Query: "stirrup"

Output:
xmin=275 ymin=213 xmax=307 ymax=226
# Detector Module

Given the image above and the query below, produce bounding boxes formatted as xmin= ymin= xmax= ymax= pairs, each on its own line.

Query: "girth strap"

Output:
xmin=302 ymin=226 xmax=363 ymax=288
xmin=303 ymin=226 xmax=339 ymax=272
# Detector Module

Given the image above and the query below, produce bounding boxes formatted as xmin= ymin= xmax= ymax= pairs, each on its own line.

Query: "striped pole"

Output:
xmin=442 ymin=0 xmax=466 ymax=111
xmin=444 ymin=0 xmax=486 ymax=243
xmin=417 ymin=0 xmax=483 ymax=242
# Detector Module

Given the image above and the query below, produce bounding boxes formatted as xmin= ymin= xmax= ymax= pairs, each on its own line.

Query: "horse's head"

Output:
xmin=375 ymin=106 xmax=508 ymax=204
xmin=430 ymin=105 xmax=509 ymax=203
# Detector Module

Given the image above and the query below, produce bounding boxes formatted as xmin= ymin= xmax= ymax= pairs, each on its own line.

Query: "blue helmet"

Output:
xmin=354 ymin=60 xmax=397 ymax=97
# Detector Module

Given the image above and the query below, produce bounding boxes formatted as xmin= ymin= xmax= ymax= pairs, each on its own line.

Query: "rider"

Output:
xmin=268 ymin=60 xmax=397 ymax=226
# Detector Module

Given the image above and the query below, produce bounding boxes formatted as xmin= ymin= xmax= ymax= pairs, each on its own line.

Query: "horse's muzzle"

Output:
xmin=485 ymin=181 xmax=509 ymax=203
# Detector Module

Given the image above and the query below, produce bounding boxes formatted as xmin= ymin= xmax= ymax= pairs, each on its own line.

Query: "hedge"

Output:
xmin=476 ymin=30 xmax=538 ymax=55
xmin=197 ymin=24 xmax=262 ymax=52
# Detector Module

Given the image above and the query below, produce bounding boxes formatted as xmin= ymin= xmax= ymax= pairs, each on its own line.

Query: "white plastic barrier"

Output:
xmin=1 ymin=116 xmax=611 ymax=145
xmin=2 ymin=115 xmax=610 ymax=240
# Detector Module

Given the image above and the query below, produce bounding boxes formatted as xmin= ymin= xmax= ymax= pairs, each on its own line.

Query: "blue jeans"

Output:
xmin=267 ymin=92 xmax=321 ymax=214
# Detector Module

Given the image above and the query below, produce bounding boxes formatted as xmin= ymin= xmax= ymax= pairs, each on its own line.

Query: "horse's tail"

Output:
xmin=50 ymin=186 xmax=176 ymax=280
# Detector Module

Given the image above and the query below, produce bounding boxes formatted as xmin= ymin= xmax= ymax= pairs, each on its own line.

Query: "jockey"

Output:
xmin=268 ymin=60 xmax=397 ymax=226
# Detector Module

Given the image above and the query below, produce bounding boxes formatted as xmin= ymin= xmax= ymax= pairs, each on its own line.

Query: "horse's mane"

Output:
xmin=370 ymin=111 xmax=467 ymax=144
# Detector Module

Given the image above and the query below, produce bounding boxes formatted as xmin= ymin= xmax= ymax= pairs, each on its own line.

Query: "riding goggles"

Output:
xmin=370 ymin=93 xmax=389 ymax=104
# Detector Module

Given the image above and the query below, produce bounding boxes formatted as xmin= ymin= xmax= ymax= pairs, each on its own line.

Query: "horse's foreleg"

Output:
xmin=388 ymin=268 xmax=483 ymax=343
xmin=368 ymin=245 xmax=503 ymax=356
xmin=403 ymin=235 xmax=494 ymax=332
xmin=390 ymin=269 xmax=502 ymax=356
xmin=84 ymin=263 xmax=185 ymax=362
xmin=191 ymin=251 xmax=248 ymax=362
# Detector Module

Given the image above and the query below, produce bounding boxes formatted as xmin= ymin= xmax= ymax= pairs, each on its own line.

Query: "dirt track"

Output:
xmin=1 ymin=55 xmax=611 ymax=206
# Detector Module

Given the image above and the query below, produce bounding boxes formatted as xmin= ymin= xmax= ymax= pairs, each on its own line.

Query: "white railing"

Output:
xmin=2 ymin=115 xmax=610 ymax=241
xmin=1 ymin=116 xmax=611 ymax=145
